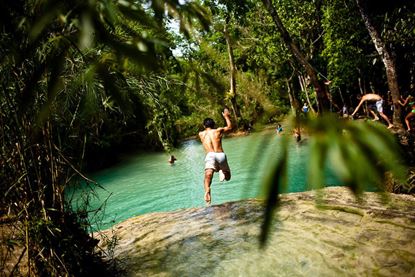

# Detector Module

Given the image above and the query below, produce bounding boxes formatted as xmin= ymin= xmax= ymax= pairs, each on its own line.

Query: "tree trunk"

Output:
xmin=286 ymin=79 xmax=300 ymax=114
xmin=298 ymin=74 xmax=316 ymax=114
xmin=261 ymin=0 xmax=330 ymax=114
xmin=223 ymin=22 xmax=242 ymax=125
xmin=355 ymin=0 xmax=403 ymax=128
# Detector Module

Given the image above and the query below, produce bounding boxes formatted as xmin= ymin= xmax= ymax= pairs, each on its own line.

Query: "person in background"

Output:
xmin=351 ymin=93 xmax=393 ymax=129
xmin=276 ymin=124 xmax=283 ymax=135
xmin=341 ymin=105 xmax=348 ymax=118
xmin=302 ymin=103 xmax=309 ymax=113
xmin=294 ymin=128 xmax=301 ymax=142
xmin=168 ymin=155 xmax=177 ymax=164
xmin=199 ymin=108 xmax=232 ymax=204
xmin=399 ymin=95 xmax=415 ymax=132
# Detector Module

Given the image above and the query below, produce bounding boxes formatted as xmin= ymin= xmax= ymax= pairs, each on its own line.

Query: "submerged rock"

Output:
xmin=96 ymin=187 xmax=415 ymax=276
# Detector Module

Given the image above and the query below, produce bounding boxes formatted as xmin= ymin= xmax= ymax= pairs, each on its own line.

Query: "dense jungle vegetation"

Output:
xmin=1 ymin=0 xmax=414 ymax=275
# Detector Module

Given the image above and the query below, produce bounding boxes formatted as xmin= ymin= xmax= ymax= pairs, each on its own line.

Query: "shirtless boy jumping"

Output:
xmin=351 ymin=93 xmax=394 ymax=129
xmin=199 ymin=108 xmax=232 ymax=204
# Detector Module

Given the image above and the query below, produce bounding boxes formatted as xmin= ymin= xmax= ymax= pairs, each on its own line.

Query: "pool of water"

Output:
xmin=67 ymin=129 xmax=339 ymax=231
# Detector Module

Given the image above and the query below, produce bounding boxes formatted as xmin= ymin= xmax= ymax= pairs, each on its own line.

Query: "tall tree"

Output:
xmin=355 ymin=0 xmax=403 ymax=128
xmin=223 ymin=19 xmax=242 ymax=124
xmin=205 ymin=0 xmax=248 ymax=125
xmin=261 ymin=0 xmax=331 ymax=113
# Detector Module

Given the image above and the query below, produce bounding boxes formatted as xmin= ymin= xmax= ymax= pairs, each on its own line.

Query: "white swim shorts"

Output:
xmin=204 ymin=152 xmax=230 ymax=172
xmin=375 ymin=99 xmax=384 ymax=113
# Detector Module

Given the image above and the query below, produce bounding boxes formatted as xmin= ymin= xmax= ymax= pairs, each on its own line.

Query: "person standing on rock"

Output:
xmin=199 ymin=108 xmax=232 ymax=204
xmin=351 ymin=93 xmax=394 ymax=129
xmin=399 ymin=94 xmax=415 ymax=132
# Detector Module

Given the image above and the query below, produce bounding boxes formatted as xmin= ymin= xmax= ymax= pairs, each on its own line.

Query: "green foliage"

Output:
xmin=172 ymin=0 xmax=293 ymax=130
xmin=0 ymin=0 xmax=210 ymax=275
xmin=127 ymin=74 xmax=184 ymax=151
xmin=392 ymin=168 xmax=415 ymax=194
xmin=381 ymin=2 xmax=415 ymax=92
xmin=260 ymin=135 xmax=288 ymax=247
xmin=321 ymin=0 xmax=369 ymax=90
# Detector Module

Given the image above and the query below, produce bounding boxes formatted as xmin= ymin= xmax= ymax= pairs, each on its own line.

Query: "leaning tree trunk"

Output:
xmin=223 ymin=22 xmax=242 ymax=126
xmin=286 ymin=79 xmax=300 ymax=114
xmin=298 ymin=74 xmax=316 ymax=114
xmin=356 ymin=0 xmax=403 ymax=129
xmin=261 ymin=0 xmax=330 ymax=114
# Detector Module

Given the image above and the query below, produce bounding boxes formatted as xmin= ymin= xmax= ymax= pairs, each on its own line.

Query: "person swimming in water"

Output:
xmin=276 ymin=124 xmax=283 ymax=135
xmin=168 ymin=155 xmax=177 ymax=164
xmin=293 ymin=128 xmax=301 ymax=142
xmin=198 ymin=108 xmax=232 ymax=204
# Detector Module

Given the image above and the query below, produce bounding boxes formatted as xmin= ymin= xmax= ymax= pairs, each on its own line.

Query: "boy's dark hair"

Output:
xmin=203 ymin=118 xmax=215 ymax=128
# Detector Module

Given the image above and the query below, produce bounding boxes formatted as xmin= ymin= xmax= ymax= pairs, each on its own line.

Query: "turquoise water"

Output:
xmin=67 ymin=129 xmax=339 ymax=231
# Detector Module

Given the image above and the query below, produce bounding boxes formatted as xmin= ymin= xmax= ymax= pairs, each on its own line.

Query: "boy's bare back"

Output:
xmin=199 ymin=129 xmax=224 ymax=153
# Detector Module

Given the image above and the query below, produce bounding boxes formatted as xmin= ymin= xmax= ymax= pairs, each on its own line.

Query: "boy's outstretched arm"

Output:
xmin=222 ymin=108 xmax=232 ymax=133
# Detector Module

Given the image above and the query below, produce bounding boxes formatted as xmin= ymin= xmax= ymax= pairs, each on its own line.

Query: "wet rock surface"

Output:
xmin=97 ymin=187 xmax=415 ymax=276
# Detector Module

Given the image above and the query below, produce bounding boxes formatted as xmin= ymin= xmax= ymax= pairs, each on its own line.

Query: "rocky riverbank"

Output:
xmin=97 ymin=187 xmax=415 ymax=276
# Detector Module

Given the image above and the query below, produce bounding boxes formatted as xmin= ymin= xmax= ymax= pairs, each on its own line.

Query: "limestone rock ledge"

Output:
xmin=96 ymin=187 xmax=415 ymax=277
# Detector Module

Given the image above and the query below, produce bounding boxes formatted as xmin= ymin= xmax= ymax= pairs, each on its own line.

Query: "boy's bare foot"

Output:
xmin=372 ymin=117 xmax=379 ymax=121
xmin=204 ymin=190 xmax=211 ymax=205
xmin=219 ymin=170 xmax=225 ymax=182
xmin=387 ymin=124 xmax=394 ymax=129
